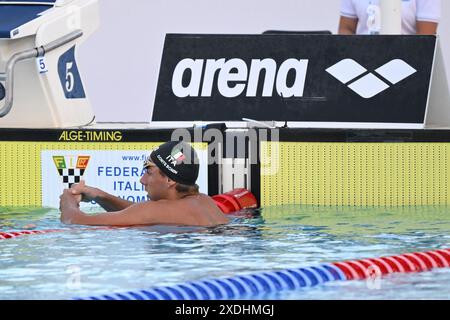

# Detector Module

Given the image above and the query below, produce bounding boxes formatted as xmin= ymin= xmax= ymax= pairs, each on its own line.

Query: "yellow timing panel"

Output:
xmin=0 ymin=141 xmax=206 ymax=207
xmin=261 ymin=142 xmax=450 ymax=207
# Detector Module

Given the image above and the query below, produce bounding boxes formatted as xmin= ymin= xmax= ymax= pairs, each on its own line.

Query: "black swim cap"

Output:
xmin=147 ymin=141 xmax=199 ymax=185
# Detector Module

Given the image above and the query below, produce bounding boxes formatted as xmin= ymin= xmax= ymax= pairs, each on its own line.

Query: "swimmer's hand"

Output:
xmin=60 ymin=189 xmax=82 ymax=224
xmin=70 ymin=180 xmax=99 ymax=202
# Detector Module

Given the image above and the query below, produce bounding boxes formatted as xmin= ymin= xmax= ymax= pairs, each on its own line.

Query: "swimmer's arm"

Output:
xmin=62 ymin=201 xmax=195 ymax=226
xmin=70 ymin=181 xmax=133 ymax=212
xmin=93 ymin=190 xmax=133 ymax=212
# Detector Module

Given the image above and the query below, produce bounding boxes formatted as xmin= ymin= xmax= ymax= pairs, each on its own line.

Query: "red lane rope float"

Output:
xmin=0 ymin=229 xmax=63 ymax=240
xmin=0 ymin=227 xmax=113 ymax=240
xmin=213 ymin=189 xmax=258 ymax=214
xmin=332 ymin=248 xmax=450 ymax=280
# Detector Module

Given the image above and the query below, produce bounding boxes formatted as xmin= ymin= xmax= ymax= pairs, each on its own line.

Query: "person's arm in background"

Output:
xmin=338 ymin=16 xmax=358 ymax=34
xmin=338 ymin=0 xmax=358 ymax=34
xmin=416 ymin=0 xmax=441 ymax=34
xmin=416 ymin=21 xmax=438 ymax=35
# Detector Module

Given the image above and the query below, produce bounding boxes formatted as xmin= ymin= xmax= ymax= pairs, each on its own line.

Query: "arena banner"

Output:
xmin=153 ymin=34 xmax=436 ymax=125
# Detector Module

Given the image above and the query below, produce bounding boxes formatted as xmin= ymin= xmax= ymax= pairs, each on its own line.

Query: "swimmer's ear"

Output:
xmin=166 ymin=178 xmax=177 ymax=188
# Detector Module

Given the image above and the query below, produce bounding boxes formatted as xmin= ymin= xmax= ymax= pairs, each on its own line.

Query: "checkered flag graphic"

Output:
xmin=57 ymin=169 xmax=86 ymax=188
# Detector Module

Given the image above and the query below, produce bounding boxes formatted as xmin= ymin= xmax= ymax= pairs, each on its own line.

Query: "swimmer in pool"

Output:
xmin=59 ymin=141 xmax=229 ymax=227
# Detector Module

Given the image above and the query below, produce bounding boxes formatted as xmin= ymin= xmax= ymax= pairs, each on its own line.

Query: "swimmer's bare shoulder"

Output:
xmin=176 ymin=194 xmax=230 ymax=226
xmin=129 ymin=194 xmax=228 ymax=227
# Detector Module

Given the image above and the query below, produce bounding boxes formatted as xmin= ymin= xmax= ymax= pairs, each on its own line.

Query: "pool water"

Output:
xmin=1 ymin=205 xmax=450 ymax=300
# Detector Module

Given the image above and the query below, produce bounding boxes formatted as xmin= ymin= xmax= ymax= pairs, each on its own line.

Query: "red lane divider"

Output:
xmin=332 ymin=248 xmax=450 ymax=280
xmin=0 ymin=227 xmax=113 ymax=240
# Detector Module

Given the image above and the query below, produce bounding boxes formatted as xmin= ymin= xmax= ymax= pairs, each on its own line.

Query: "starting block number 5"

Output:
xmin=36 ymin=57 xmax=48 ymax=74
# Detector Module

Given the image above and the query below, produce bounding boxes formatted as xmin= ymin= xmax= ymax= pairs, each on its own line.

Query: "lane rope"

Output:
xmin=76 ymin=248 xmax=450 ymax=300
xmin=0 ymin=227 xmax=113 ymax=240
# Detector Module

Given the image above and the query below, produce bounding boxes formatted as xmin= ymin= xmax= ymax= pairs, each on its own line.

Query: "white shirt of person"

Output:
xmin=340 ymin=0 xmax=441 ymax=35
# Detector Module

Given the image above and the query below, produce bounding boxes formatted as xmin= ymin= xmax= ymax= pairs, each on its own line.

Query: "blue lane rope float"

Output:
xmin=76 ymin=264 xmax=347 ymax=300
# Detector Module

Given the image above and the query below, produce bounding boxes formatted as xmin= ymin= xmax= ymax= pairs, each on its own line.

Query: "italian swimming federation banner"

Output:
xmin=41 ymin=150 xmax=208 ymax=208
xmin=153 ymin=34 xmax=436 ymax=125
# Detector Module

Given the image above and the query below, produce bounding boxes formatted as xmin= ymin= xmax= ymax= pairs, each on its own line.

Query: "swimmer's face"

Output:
xmin=140 ymin=162 xmax=168 ymax=201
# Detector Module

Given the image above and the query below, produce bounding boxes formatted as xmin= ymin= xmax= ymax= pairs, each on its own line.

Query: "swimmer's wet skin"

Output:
xmin=59 ymin=141 xmax=229 ymax=227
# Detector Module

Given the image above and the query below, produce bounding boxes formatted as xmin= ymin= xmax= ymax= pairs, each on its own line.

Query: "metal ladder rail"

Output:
xmin=0 ymin=29 xmax=83 ymax=117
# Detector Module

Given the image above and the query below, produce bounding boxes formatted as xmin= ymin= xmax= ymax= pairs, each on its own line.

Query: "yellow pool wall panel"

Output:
xmin=260 ymin=142 xmax=450 ymax=207
xmin=2 ymin=139 xmax=450 ymax=207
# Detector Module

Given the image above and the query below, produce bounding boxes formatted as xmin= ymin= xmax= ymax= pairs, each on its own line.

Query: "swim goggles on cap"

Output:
xmin=143 ymin=155 xmax=155 ymax=169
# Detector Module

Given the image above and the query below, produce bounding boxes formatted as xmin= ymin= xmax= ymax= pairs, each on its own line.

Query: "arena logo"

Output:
xmin=53 ymin=155 xmax=90 ymax=188
xmin=171 ymin=58 xmax=309 ymax=98
xmin=326 ymin=59 xmax=417 ymax=99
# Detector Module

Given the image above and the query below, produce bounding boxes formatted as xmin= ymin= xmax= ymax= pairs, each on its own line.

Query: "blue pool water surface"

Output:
xmin=1 ymin=205 xmax=450 ymax=300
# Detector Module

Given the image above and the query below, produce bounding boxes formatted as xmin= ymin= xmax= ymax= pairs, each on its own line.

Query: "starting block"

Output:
xmin=0 ymin=0 xmax=99 ymax=128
